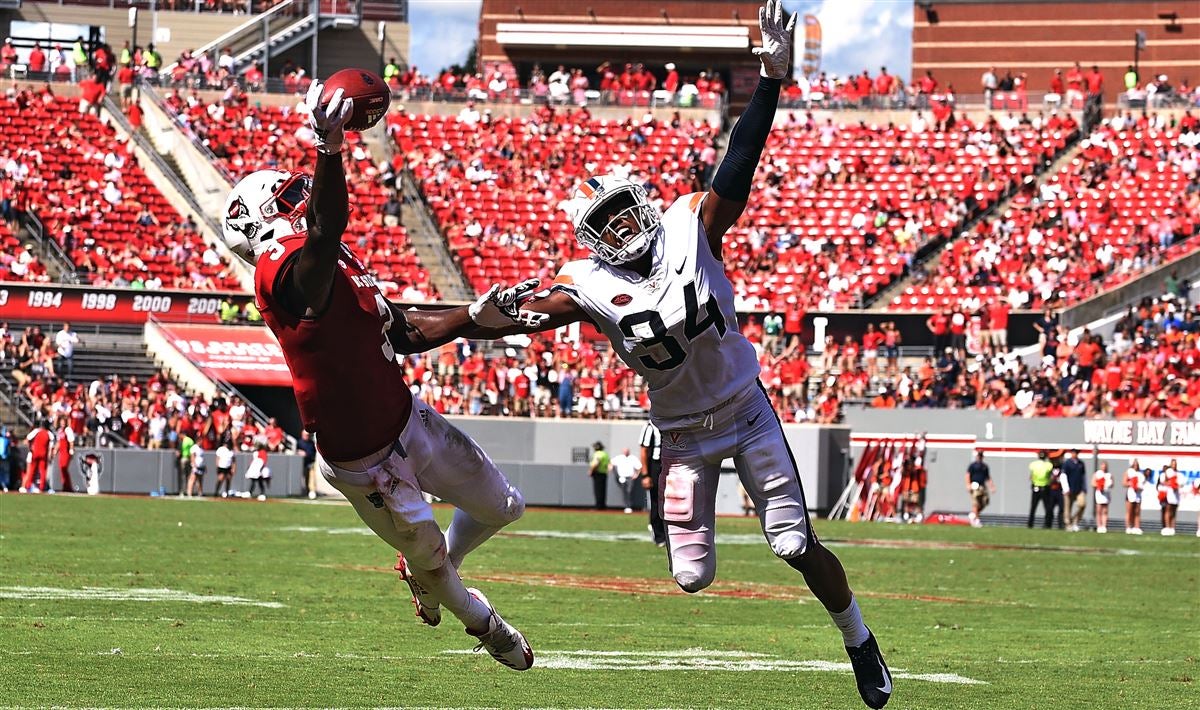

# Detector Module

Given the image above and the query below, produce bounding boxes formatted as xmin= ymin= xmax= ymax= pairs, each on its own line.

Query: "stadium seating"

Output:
xmin=169 ymin=95 xmax=434 ymax=298
xmin=726 ymin=117 xmax=1074 ymax=309
xmin=393 ymin=106 xmax=717 ymax=295
xmin=395 ymin=109 xmax=1071 ymax=305
xmin=0 ymin=92 xmax=241 ymax=290
xmin=895 ymin=124 xmax=1199 ymax=311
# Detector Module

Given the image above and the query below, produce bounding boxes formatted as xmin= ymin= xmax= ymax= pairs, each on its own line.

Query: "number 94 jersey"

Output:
xmin=551 ymin=192 xmax=759 ymax=420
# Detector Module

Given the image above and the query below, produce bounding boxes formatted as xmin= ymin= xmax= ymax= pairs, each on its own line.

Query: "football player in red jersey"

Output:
xmin=219 ymin=81 xmax=546 ymax=671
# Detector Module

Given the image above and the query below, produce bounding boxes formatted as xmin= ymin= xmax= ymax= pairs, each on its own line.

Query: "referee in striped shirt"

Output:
xmin=640 ymin=421 xmax=665 ymax=547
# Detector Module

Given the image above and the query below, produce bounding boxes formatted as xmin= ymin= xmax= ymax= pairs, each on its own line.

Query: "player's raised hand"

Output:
xmin=469 ymin=279 xmax=550 ymax=329
xmin=752 ymin=0 xmax=797 ymax=80
xmin=304 ymin=80 xmax=354 ymax=155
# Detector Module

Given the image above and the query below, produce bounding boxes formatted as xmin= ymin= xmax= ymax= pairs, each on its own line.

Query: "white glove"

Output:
xmin=469 ymin=278 xmax=550 ymax=329
xmin=752 ymin=0 xmax=797 ymax=80
xmin=304 ymin=80 xmax=354 ymax=155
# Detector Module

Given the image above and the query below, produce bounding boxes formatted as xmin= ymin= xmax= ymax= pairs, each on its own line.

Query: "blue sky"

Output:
xmin=408 ymin=0 xmax=914 ymax=79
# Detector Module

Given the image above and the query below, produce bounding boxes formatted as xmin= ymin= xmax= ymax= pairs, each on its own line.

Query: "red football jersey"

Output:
xmin=256 ymin=234 xmax=412 ymax=460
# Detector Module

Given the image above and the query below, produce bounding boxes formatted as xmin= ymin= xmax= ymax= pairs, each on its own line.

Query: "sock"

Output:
xmin=408 ymin=563 xmax=491 ymax=631
xmin=830 ymin=595 xmax=870 ymax=648
xmin=445 ymin=509 xmax=503 ymax=570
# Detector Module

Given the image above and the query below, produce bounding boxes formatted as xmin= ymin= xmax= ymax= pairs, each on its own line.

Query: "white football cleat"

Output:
xmin=465 ymin=587 xmax=533 ymax=671
xmin=393 ymin=552 xmax=441 ymax=627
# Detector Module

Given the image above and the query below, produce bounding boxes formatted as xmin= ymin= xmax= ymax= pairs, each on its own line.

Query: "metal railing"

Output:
xmin=138 ymin=82 xmax=238 ymax=186
xmin=158 ymin=0 xmax=301 ymax=78
xmin=22 ymin=211 xmax=82 ymax=284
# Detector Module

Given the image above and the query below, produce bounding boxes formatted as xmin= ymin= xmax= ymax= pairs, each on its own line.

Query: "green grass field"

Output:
xmin=0 ymin=494 xmax=1196 ymax=709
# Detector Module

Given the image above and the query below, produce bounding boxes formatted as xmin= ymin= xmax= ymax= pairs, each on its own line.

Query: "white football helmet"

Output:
xmin=221 ymin=170 xmax=312 ymax=264
xmin=566 ymin=175 xmax=661 ymax=265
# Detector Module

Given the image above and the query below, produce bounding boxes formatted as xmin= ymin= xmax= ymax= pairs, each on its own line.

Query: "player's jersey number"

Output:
xmin=618 ymin=282 xmax=727 ymax=371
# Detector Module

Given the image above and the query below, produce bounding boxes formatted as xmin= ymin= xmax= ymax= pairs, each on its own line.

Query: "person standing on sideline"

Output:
xmin=1159 ymin=459 xmax=1181 ymax=536
xmin=296 ymin=429 xmax=318 ymax=499
xmin=610 ymin=447 xmax=642 ymax=514
xmin=1028 ymin=450 xmax=1054 ymax=528
xmin=966 ymin=450 xmax=994 ymax=528
xmin=54 ymin=323 xmax=79 ymax=382
xmin=53 ymin=416 xmax=76 ymax=493
xmin=1092 ymin=462 xmax=1113 ymax=533
xmin=762 ymin=311 xmax=783 ymax=356
xmin=1060 ymin=449 xmax=1087 ymax=532
xmin=0 ymin=426 xmax=11 ymax=492
xmin=1123 ymin=460 xmax=1145 ymax=535
xmin=186 ymin=440 xmax=206 ymax=497
xmin=214 ymin=437 xmax=236 ymax=498
xmin=640 ymin=421 xmax=665 ymax=546
xmin=588 ymin=441 xmax=610 ymax=510
xmin=22 ymin=420 xmax=54 ymax=493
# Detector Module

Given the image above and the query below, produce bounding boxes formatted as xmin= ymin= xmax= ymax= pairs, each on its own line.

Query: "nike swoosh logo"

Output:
xmin=674 ymin=258 xmax=686 ymax=275
xmin=877 ymin=658 xmax=893 ymax=695
xmin=747 ymin=413 xmax=760 ymax=427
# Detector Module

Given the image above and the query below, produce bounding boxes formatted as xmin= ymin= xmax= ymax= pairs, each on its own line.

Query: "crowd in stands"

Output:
xmin=779 ymin=67 xmax=950 ymax=112
xmin=162 ymin=90 xmax=434 ymax=299
xmin=0 ymin=86 xmax=242 ymax=289
xmin=393 ymin=104 xmax=717 ymax=295
xmin=2 ymin=321 xmax=289 ymax=452
xmin=904 ymin=112 xmax=1200 ymax=311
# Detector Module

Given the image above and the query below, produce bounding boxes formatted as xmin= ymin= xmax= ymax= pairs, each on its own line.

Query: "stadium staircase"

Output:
xmin=400 ymin=184 xmax=475 ymax=301
xmin=869 ymin=131 xmax=1086 ymax=308
xmin=0 ymin=322 xmax=160 ymax=431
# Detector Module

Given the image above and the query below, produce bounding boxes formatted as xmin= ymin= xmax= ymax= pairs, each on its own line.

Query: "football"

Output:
xmin=321 ymin=68 xmax=391 ymax=131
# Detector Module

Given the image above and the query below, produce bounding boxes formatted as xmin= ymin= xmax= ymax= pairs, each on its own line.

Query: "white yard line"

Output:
xmin=0 ymin=586 xmax=285 ymax=608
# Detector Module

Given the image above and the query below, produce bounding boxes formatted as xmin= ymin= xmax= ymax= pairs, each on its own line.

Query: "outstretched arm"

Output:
xmin=458 ymin=288 xmax=588 ymax=340
xmin=701 ymin=0 xmax=795 ymax=259
xmin=291 ymin=81 xmax=352 ymax=314
xmin=385 ymin=279 xmax=567 ymax=354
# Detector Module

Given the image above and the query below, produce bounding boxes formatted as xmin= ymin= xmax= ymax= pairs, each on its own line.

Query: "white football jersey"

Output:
xmin=553 ymin=192 xmax=759 ymax=419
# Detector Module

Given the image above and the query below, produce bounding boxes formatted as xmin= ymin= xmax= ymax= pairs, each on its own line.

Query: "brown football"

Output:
xmin=320 ymin=68 xmax=391 ymax=131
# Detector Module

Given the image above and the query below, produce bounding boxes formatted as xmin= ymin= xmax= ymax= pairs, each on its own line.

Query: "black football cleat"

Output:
xmin=845 ymin=630 xmax=892 ymax=708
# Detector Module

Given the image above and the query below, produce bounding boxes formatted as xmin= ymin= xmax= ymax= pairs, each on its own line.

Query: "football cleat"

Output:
xmin=394 ymin=552 xmax=441 ymax=627
xmin=845 ymin=630 xmax=892 ymax=709
xmin=465 ymin=587 xmax=534 ymax=671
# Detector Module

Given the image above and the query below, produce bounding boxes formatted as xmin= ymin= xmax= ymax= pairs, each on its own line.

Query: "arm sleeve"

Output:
xmin=710 ymin=76 xmax=781 ymax=201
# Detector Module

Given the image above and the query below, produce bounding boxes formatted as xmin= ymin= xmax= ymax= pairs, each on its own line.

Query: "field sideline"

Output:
xmin=0 ymin=495 xmax=1196 ymax=709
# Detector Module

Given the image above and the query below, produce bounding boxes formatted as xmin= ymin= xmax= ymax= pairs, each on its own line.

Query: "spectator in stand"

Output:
xmin=663 ymin=62 xmax=680 ymax=98
xmin=1060 ymin=449 xmax=1087 ymax=532
xmin=1159 ymin=459 xmax=1181 ymax=536
xmin=781 ymin=299 xmax=805 ymax=355
xmin=926 ymin=310 xmax=949 ymax=353
xmin=981 ymin=66 xmax=998 ymax=109
xmin=1093 ymin=462 xmax=1113 ymax=533
xmin=0 ymin=38 xmax=16 ymax=74
xmin=1124 ymin=461 xmax=1146 ymax=534
xmin=53 ymin=322 xmax=79 ymax=382
xmin=77 ymin=74 xmax=105 ymax=116
xmin=761 ymin=310 xmax=783 ymax=356
xmin=1065 ymin=62 xmax=1085 ymax=108
xmin=1086 ymin=64 xmax=1104 ymax=101
xmin=28 ymin=43 xmax=46 ymax=75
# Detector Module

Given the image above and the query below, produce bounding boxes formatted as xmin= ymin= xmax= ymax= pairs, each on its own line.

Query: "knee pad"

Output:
xmin=771 ymin=530 xmax=810 ymax=560
xmin=394 ymin=519 xmax=448 ymax=570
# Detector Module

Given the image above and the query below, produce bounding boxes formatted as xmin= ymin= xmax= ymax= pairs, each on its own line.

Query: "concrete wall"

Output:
xmin=58 ymin=448 xmax=307 ymax=496
xmin=448 ymin=416 xmax=851 ymax=514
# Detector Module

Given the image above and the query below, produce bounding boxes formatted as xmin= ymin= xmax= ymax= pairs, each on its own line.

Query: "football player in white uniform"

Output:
xmin=458 ymin=3 xmax=891 ymax=706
